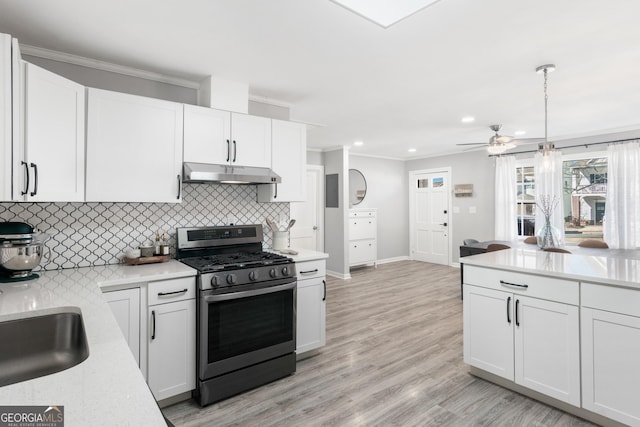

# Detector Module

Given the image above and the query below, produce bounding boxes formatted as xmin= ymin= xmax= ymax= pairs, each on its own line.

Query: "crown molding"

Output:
xmin=20 ymin=44 xmax=201 ymax=89
xmin=248 ymin=94 xmax=291 ymax=109
xmin=349 ymin=152 xmax=404 ymax=161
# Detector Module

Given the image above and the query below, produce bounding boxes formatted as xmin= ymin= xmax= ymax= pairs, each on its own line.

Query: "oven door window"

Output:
xmin=207 ymin=289 xmax=294 ymax=363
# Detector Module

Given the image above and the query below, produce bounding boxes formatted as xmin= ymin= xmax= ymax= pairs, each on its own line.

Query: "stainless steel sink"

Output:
xmin=0 ymin=309 xmax=90 ymax=387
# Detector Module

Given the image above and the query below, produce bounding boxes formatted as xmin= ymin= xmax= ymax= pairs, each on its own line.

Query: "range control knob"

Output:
xmin=269 ymin=268 xmax=277 ymax=278
xmin=210 ymin=275 xmax=220 ymax=288
xmin=226 ymin=274 xmax=237 ymax=285
xmin=249 ymin=271 xmax=259 ymax=281
xmin=281 ymin=266 xmax=289 ymax=276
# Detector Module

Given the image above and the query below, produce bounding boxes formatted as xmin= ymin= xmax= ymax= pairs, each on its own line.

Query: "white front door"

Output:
xmin=290 ymin=165 xmax=324 ymax=252
xmin=409 ymin=169 xmax=450 ymax=265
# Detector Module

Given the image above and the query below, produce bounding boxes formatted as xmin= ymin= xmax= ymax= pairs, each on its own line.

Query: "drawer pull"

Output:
xmin=158 ymin=288 xmax=188 ymax=297
xmin=500 ymin=280 xmax=528 ymax=289
xmin=151 ymin=310 xmax=156 ymax=340
xmin=323 ymin=279 xmax=326 ymax=301
xmin=300 ymin=269 xmax=319 ymax=275
xmin=507 ymin=296 xmax=511 ymax=324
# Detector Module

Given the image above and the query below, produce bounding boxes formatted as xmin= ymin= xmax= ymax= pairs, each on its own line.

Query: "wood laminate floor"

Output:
xmin=163 ymin=261 xmax=595 ymax=427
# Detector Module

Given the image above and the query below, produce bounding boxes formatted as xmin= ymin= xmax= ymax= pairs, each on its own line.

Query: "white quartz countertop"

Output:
xmin=270 ymin=248 xmax=329 ymax=263
xmin=461 ymin=247 xmax=640 ymax=290
xmin=0 ymin=260 xmax=197 ymax=426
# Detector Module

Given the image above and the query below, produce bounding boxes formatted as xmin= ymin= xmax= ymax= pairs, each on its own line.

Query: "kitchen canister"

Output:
xmin=272 ymin=231 xmax=289 ymax=250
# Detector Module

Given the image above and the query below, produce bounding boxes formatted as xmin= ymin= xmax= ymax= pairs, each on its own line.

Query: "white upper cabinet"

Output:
xmin=0 ymin=34 xmax=13 ymax=200
xmin=183 ymin=105 xmax=230 ymax=164
xmin=230 ymin=113 xmax=271 ymax=168
xmin=257 ymin=119 xmax=306 ymax=202
xmin=17 ymin=62 xmax=85 ymax=202
xmin=86 ymin=88 xmax=183 ymax=203
xmin=183 ymin=104 xmax=271 ymax=168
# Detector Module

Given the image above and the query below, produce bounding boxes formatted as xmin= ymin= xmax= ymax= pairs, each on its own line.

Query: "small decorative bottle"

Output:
xmin=161 ymin=232 xmax=170 ymax=255
xmin=154 ymin=231 xmax=161 ymax=255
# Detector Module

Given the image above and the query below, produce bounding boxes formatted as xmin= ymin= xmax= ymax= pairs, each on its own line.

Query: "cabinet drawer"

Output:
xmin=582 ymin=282 xmax=640 ymax=317
xmin=349 ymin=209 xmax=375 ymax=218
xmin=463 ymin=265 xmax=578 ymax=305
xmin=350 ymin=240 xmax=376 ymax=265
xmin=148 ymin=277 xmax=196 ymax=305
xmin=296 ymin=259 xmax=326 ymax=281
xmin=349 ymin=218 xmax=376 ymax=241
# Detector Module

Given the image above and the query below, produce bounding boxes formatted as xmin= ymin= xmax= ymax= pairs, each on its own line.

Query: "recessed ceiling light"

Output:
xmin=514 ymin=130 xmax=526 ymax=136
xmin=354 ymin=140 xmax=364 ymax=146
xmin=408 ymin=148 xmax=417 ymax=153
xmin=329 ymin=0 xmax=440 ymax=28
xmin=461 ymin=116 xmax=475 ymax=123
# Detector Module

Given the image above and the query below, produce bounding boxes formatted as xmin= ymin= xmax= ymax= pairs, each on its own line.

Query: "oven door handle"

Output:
xmin=203 ymin=281 xmax=296 ymax=302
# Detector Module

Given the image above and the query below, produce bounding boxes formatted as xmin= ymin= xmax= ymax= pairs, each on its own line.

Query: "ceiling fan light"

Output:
xmin=487 ymin=144 xmax=508 ymax=155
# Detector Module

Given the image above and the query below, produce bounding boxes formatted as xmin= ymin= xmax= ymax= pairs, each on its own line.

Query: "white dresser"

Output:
xmin=349 ymin=208 xmax=377 ymax=267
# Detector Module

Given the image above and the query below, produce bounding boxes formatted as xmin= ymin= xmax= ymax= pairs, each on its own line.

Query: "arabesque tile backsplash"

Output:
xmin=0 ymin=184 xmax=289 ymax=271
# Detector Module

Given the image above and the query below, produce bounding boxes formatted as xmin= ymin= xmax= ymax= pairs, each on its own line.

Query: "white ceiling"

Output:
xmin=1 ymin=0 xmax=640 ymax=159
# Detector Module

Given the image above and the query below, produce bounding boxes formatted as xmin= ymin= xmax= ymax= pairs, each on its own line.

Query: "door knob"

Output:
xmin=439 ymin=222 xmax=448 ymax=227
xmin=313 ymin=226 xmax=318 ymax=230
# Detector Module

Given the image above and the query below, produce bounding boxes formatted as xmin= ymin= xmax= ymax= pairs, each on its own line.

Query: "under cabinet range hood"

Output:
xmin=183 ymin=163 xmax=281 ymax=185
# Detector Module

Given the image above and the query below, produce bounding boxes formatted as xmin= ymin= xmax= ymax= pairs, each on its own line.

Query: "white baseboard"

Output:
xmin=451 ymin=262 xmax=461 ymax=268
xmin=326 ymin=270 xmax=351 ymax=280
xmin=376 ymin=256 xmax=409 ymax=265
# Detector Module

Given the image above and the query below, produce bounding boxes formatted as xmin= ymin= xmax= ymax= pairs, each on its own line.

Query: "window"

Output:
xmin=515 ymin=152 xmax=608 ymax=242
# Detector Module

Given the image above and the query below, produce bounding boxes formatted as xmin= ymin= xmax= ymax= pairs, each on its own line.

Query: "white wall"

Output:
xmin=307 ymin=150 xmax=323 ymax=166
xmin=23 ymin=55 xmax=197 ymax=104
xmin=406 ymin=151 xmax=495 ymax=263
xmin=324 ymin=148 xmax=349 ymax=277
xmin=350 ymin=155 xmax=408 ymax=261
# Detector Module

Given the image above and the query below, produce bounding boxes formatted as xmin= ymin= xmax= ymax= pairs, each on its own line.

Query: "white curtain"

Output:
xmin=534 ymin=150 xmax=564 ymax=245
xmin=494 ymin=155 xmax=517 ymax=240
xmin=604 ymin=141 xmax=640 ymax=249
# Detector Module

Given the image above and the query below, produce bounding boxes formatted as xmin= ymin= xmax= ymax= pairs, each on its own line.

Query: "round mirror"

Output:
xmin=349 ymin=169 xmax=367 ymax=205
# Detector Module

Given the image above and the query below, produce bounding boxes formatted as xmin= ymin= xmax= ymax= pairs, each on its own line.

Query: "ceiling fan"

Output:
xmin=457 ymin=124 xmax=544 ymax=155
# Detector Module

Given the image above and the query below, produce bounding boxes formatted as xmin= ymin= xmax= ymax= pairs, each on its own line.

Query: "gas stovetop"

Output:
xmin=180 ymin=251 xmax=292 ymax=273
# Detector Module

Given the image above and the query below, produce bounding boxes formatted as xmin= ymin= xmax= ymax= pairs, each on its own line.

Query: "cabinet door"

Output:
xmin=349 ymin=217 xmax=376 ymax=241
xmin=22 ymin=62 xmax=85 ymax=201
xmin=257 ymin=119 xmax=306 ymax=202
xmin=183 ymin=104 xmax=230 ymax=164
xmin=0 ymin=34 xmax=11 ymax=200
xmin=514 ymin=296 xmax=580 ymax=406
xmin=582 ymin=308 xmax=640 ymax=425
xmin=296 ymin=277 xmax=326 ymax=354
xmin=103 ymin=288 xmax=141 ymax=366
xmin=230 ymin=113 xmax=271 ymax=168
xmin=147 ymin=299 xmax=196 ymax=401
xmin=349 ymin=240 xmax=376 ymax=266
xmin=86 ymin=88 xmax=183 ymax=203
xmin=463 ymin=285 xmax=514 ymax=380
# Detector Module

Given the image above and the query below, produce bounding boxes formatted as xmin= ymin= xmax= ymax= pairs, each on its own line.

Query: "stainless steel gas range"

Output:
xmin=176 ymin=224 xmax=296 ymax=406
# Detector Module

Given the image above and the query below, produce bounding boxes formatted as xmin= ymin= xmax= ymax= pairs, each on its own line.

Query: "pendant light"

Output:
xmin=536 ymin=64 xmax=556 ymax=155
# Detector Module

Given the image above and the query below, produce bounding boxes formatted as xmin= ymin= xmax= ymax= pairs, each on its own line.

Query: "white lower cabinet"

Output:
xmin=295 ymin=259 xmax=326 ymax=354
xmin=146 ymin=277 xmax=196 ymax=401
xmin=463 ymin=266 xmax=580 ymax=406
xmin=102 ymin=276 xmax=196 ymax=402
xmin=147 ymin=299 xmax=196 ymax=401
xmin=103 ymin=288 xmax=140 ymax=366
xmin=581 ymin=282 xmax=640 ymax=426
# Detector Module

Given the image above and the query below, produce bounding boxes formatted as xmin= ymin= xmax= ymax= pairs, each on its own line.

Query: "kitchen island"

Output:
xmin=0 ymin=260 xmax=196 ymax=427
xmin=461 ymin=249 xmax=640 ymax=427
